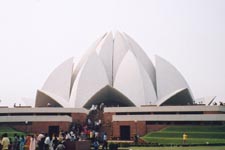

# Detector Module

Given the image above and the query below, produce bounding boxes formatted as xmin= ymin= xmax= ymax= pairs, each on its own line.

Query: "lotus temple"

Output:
xmin=0 ymin=32 xmax=224 ymax=140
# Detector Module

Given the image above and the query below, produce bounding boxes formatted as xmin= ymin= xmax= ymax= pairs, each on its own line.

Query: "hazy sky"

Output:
xmin=0 ymin=0 xmax=225 ymax=107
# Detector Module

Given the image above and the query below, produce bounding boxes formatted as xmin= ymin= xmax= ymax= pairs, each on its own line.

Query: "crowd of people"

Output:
xmin=0 ymin=128 xmax=107 ymax=150
xmin=0 ymin=103 xmax=108 ymax=150
xmin=0 ymin=133 xmax=26 ymax=150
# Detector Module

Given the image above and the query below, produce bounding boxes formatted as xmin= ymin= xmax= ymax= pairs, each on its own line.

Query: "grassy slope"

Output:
xmin=129 ymin=146 xmax=225 ymax=150
xmin=0 ymin=126 xmax=25 ymax=138
xmin=142 ymin=125 xmax=225 ymax=144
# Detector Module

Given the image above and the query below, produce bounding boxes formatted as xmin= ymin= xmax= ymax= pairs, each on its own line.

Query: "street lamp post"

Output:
xmin=134 ymin=120 xmax=137 ymax=134
xmin=111 ymin=121 xmax=114 ymax=140
xmin=134 ymin=120 xmax=138 ymax=145
xmin=25 ymin=121 xmax=28 ymax=134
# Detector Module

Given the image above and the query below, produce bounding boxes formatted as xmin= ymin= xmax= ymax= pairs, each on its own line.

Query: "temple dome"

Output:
xmin=35 ymin=32 xmax=193 ymax=108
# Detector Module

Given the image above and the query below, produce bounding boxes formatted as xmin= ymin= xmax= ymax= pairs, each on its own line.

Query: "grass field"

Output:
xmin=129 ymin=146 xmax=225 ymax=150
xmin=142 ymin=125 xmax=225 ymax=145
xmin=0 ymin=126 xmax=25 ymax=138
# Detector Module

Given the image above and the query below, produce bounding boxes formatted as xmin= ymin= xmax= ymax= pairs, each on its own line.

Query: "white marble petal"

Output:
xmin=123 ymin=32 xmax=156 ymax=90
xmin=137 ymin=59 xmax=157 ymax=104
xmin=42 ymin=58 xmax=74 ymax=101
xmin=113 ymin=32 xmax=130 ymax=80
xmin=96 ymin=32 xmax=113 ymax=85
xmin=155 ymin=88 xmax=186 ymax=106
xmin=70 ymin=52 xmax=109 ymax=108
xmin=155 ymin=55 xmax=193 ymax=103
xmin=72 ymin=33 xmax=107 ymax=84
xmin=36 ymin=90 xmax=70 ymax=107
xmin=114 ymin=51 xmax=149 ymax=106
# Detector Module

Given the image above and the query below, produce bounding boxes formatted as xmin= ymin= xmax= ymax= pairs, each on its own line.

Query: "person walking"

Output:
xmin=1 ymin=133 xmax=10 ymax=150
xmin=102 ymin=133 xmax=108 ymax=150
xmin=24 ymin=135 xmax=31 ymax=150
xmin=12 ymin=133 xmax=19 ymax=150
xmin=19 ymin=135 xmax=25 ymax=150
xmin=182 ymin=133 xmax=188 ymax=144
xmin=29 ymin=135 xmax=36 ymax=150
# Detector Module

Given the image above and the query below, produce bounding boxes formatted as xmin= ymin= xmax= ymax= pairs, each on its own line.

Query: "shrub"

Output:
xmin=109 ymin=143 xmax=119 ymax=150
xmin=120 ymin=142 xmax=130 ymax=147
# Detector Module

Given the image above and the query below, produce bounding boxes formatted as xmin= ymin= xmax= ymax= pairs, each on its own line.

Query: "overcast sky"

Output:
xmin=0 ymin=0 xmax=225 ymax=107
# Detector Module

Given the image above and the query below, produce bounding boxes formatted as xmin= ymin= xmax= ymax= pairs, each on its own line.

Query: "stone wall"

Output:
xmin=10 ymin=122 xmax=71 ymax=134
xmin=7 ymin=112 xmax=87 ymax=134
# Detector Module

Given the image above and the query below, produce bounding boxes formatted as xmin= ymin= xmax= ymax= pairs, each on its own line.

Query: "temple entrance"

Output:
xmin=83 ymin=85 xmax=135 ymax=108
xmin=120 ymin=125 xmax=130 ymax=140
xmin=48 ymin=126 xmax=59 ymax=136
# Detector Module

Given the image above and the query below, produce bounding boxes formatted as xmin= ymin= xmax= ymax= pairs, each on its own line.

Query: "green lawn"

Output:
xmin=162 ymin=125 xmax=225 ymax=132
xmin=129 ymin=146 xmax=225 ymax=150
xmin=142 ymin=125 xmax=225 ymax=145
xmin=0 ymin=126 xmax=26 ymax=138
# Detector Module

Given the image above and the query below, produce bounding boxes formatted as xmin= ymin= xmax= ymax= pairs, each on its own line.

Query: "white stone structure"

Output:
xmin=35 ymin=32 xmax=193 ymax=108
